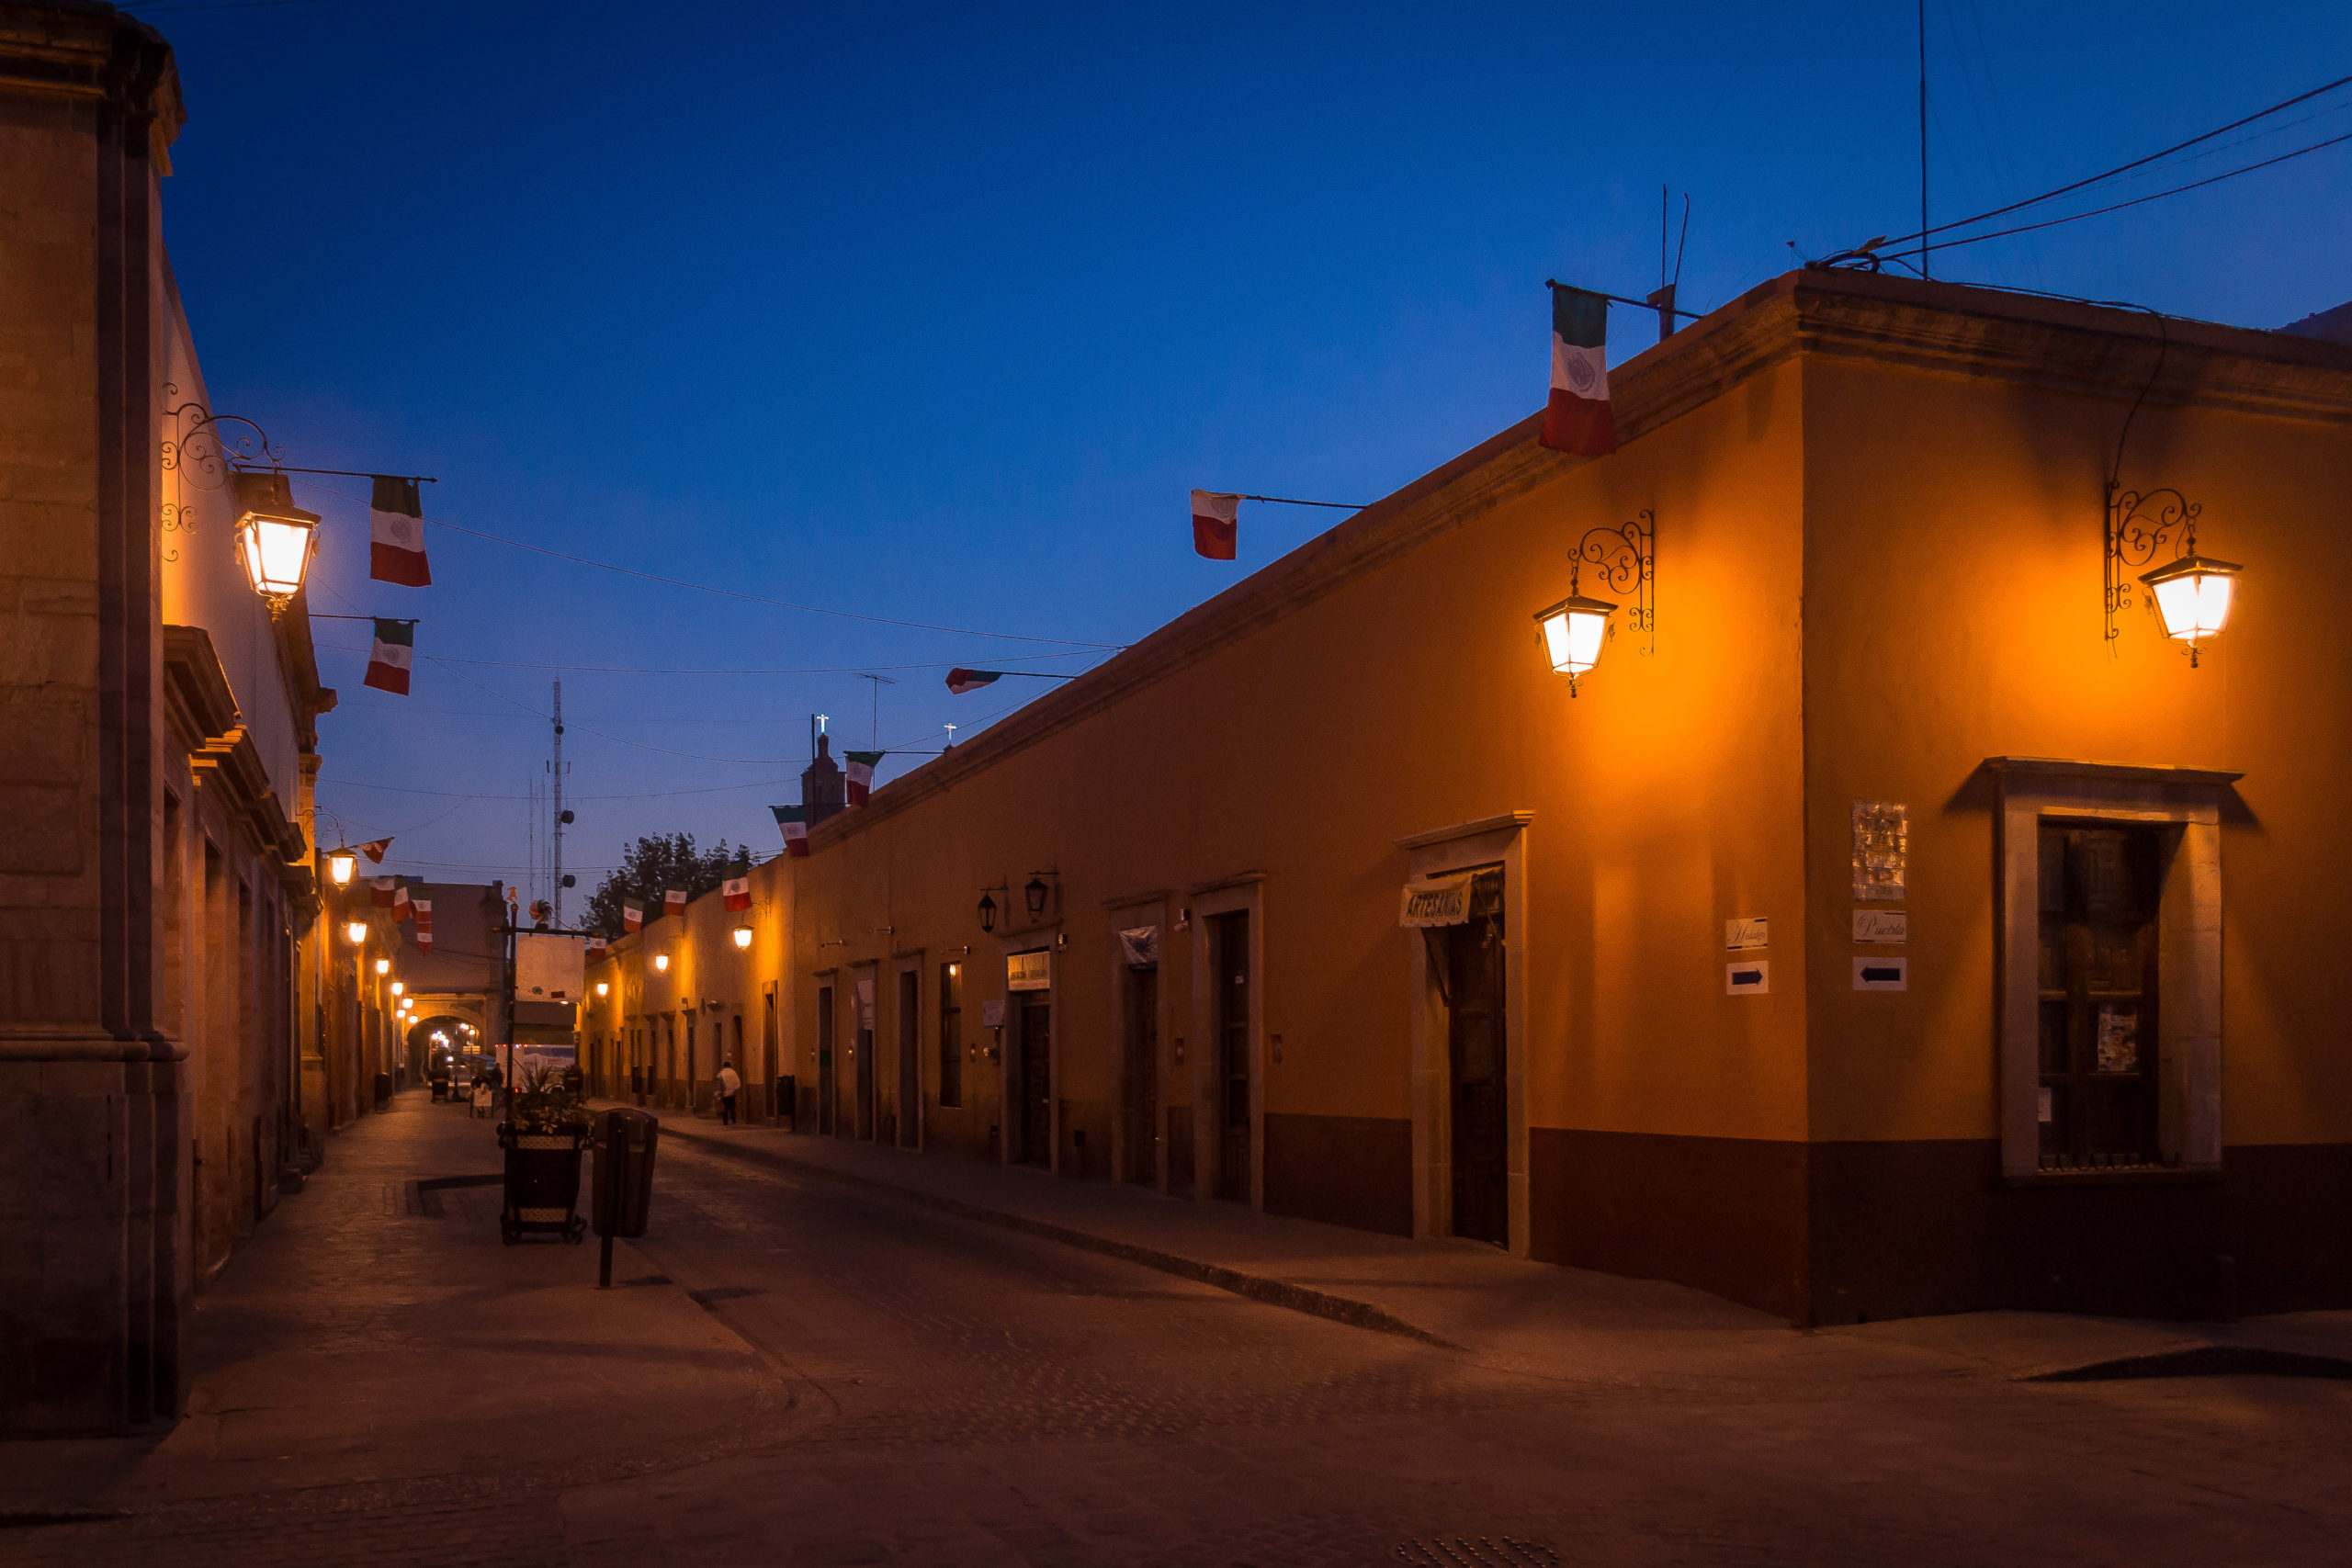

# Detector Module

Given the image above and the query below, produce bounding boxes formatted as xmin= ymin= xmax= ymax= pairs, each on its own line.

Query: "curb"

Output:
xmin=660 ymin=1125 xmax=1465 ymax=1351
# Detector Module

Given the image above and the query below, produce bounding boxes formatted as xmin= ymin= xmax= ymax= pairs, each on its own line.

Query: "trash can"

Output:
xmin=373 ymin=1070 xmax=392 ymax=1108
xmin=593 ymin=1107 xmax=659 ymax=1239
xmin=775 ymin=1074 xmax=797 ymax=1132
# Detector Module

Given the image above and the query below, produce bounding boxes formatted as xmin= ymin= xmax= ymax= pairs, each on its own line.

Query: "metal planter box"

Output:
xmin=497 ymin=1123 xmax=588 ymax=1244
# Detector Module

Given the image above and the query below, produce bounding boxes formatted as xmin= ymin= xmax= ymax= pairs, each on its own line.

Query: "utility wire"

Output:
xmin=1877 ymin=129 xmax=2352 ymax=262
xmin=310 ymin=639 xmax=1102 ymax=677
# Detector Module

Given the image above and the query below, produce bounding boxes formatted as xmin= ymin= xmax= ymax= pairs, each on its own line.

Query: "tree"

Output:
xmin=581 ymin=831 xmax=750 ymax=938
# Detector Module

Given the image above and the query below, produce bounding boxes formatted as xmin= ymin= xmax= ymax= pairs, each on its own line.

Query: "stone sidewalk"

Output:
xmin=647 ymin=1108 xmax=2352 ymax=1383
xmin=6 ymin=1090 xmax=803 ymax=1525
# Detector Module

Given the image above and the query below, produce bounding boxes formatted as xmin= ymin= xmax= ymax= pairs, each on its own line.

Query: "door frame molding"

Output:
xmin=1396 ymin=812 xmax=1532 ymax=1254
xmin=1104 ymin=893 xmax=1171 ymax=1192
xmin=1187 ymin=876 xmax=1264 ymax=1209
xmin=993 ymin=932 xmax=1057 ymax=1168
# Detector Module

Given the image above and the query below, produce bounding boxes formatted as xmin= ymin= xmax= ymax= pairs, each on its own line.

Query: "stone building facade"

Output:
xmin=1 ymin=2 xmax=340 ymax=1434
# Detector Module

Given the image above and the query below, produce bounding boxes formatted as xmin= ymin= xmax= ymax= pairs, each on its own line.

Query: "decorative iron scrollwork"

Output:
xmin=2105 ymin=484 xmax=2202 ymax=648
xmin=160 ymin=384 xmax=283 ymax=491
xmin=1570 ymin=508 xmax=1657 ymax=655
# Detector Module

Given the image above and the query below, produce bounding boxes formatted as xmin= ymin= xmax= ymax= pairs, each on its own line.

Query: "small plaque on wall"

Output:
xmin=1853 ymin=909 xmax=1908 ymax=943
xmin=1852 ymin=802 xmax=1908 ymax=902
xmin=1853 ymin=957 xmax=1908 ymax=991
xmin=1725 ymin=960 xmax=1770 ymax=996
xmin=979 ymin=999 xmax=1006 ymax=1028
xmin=1725 ymin=917 xmax=1770 ymax=951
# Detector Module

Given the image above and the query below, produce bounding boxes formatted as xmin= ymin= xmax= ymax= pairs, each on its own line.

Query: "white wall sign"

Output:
xmin=979 ymin=998 xmax=1006 ymax=1028
xmin=1853 ymin=957 xmax=1908 ymax=991
xmin=1724 ymin=917 xmax=1770 ymax=951
xmin=1725 ymin=960 xmax=1770 ymax=996
xmin=1006 ymin=950 xmax=1051 ymax=992
xmin=1853 ymin=909 xmax=1908 ymax=943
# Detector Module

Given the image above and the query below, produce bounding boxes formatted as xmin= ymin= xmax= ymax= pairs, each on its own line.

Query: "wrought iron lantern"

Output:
xmin=731 ymin=924 xmax=753 ymax=950
xmin=375 ymin=957 xmax=390 ymax=975
xmin=232 ymin=471 xmax=322 ymax=610
xmin=1532 ymin=511 xmax=1655 ymax=696
xmin=2139 ymin=553 xmax=2241 ymax=665
xmin=1023 ymin=876 xmax=1050 ymax=920
xmin=977 ymin=892 xmax=998 ymax=932
xmin=345 ymin=919 xmax=368 ymax=945
xmin=653 ymin=953 xmax=670 ymax=972
xmin=595 ymin=980 xmax=610 ymax=998
xmin=325 ymin=846 xmax=356 ymax=886
xmin=390 ymin=981 xmax=404 ymax=997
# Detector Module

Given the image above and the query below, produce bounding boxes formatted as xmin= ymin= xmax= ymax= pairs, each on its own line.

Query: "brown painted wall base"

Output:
xmin=1529 ymin=1128 xmax=2352 ymax=1325
xmin=1263 ymin=1112 xmax=1412 ymax=1235
xmin=1527 ymin=1127 xmax=1810 ymax=1321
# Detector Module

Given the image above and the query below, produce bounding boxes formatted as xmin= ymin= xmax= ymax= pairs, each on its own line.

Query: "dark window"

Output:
xmin=938 ymin=961 xmax=963 ymax=1108
xmin=2037 ymin=824 xmax=2163 ymax=1168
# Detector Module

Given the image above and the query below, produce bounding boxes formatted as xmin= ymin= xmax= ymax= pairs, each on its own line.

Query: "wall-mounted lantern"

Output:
xmin=345 ymin=919 xmax=368 ymax=945
xmin=375 ymin=956 xmax=390 ymax=975
xmin=977 ymin=888 xmax=1001 ymax=932
xmin=731 ymin=924 xmax=753 ymax=950
xmin=390 ymin=981 xmax=404 ymax=998
xmin=231 ymin=472 xmax=320 ymax=614
xmin=653 ymin=953 xmax=670 ymax=972
xmin=1532 ymin=510 xmax=1655 ymax=696
xmin=325 ymin=847 xmax=356 ymax=886
xmin=2107 ymin=487 xmax=2241 ymax=667
xmin=595 ymin=980 xmax=610 ymax=998
xmin=1023 ymin=875 xmax=1050 ymax=921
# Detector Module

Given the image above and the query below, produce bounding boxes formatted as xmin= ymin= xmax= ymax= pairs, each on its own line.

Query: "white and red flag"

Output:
xmin=372 ymin=876 xmax=397 ymax=908
xmin=369 ymin=477 xmax=432 ymax=586
xmin=587 ymin=934 xmax=608 ymax=960
xmin=363 ymin=618 xmax=414 ymax=695
xmin=359 ymin=838 xmax=393 ymax=864
xmin=1541 ymin=286 xmax=1617 ymax=457
xmin=772 ymin=805 xmax=808 ymax=858
xmin=944 ymin=668 xmax=1001 ymax=695
xmin=663 ymin=887 xmax=687 ymax=920
xmin=844 ymin=750 xmax=883 ymax=807
xmin=412 ymin=897 xmax=432 ymax=929
xmin=622 ymin=901 xmax=643 ymax=933
xmin=1190 ymin=491 xmax=1240 ymax=560
xmin=723 ymin=876 xmax=751 ymax=912
xmin=392 ymin=883 xmax=413 ymax=921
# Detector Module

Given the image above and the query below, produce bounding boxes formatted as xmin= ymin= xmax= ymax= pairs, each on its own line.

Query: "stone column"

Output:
xmin=0 ymin=2 xmax=187 ymax=1435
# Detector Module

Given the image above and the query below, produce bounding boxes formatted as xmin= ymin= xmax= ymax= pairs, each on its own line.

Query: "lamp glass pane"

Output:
xmin=2152 ymin=570 xmax=2233 ymax=642
xmin=732 ymin=927 xmax=753 ymax=948
xmin=327 ymin=851 xmax=356 ymax=885
xmin=346 ymin=920 xmax=368 ymax=944
xmin=242 ymin=515 xmax=314 ymax=596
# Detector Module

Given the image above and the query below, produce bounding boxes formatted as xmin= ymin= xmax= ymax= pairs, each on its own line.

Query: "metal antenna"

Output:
xmin=857 ymin=672 xmax=898 ymax=748
xmin=550 ymin=681 xmax=565 ymax=925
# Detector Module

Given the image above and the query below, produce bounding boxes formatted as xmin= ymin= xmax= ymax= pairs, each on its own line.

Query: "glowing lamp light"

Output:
xmin=732 ymin=924 xmax=753 ymax=950
xmin=2139 ymin=554 xmax=2241 ymax=665
xmin=325 ymin=848 xmax=356 ymax=886
xmin=375 ymin=957 xmax=390 ymax=975
xmin=390 ymin=981 xmax=404 ymax=997
xmin=345 ymin=919 xmax=368 ymax=945
xmin=595 ymin=980 xmax=610 ymax=997
xmin=234 ymin=502 xmax=322 ymax=605
xmin=1532 ymin=594 xmax=1617 ymax=690
xmin=653 ymin=953 xmax=670 ymax=972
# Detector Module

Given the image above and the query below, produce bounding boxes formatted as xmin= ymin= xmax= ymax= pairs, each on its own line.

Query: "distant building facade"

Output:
xmin=596 ymin=271 xmax=2352 ymax=1326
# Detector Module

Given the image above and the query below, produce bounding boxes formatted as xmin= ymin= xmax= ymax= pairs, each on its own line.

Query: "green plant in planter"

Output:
xmin=509 ymin=1065 xmax=594 ymax=1135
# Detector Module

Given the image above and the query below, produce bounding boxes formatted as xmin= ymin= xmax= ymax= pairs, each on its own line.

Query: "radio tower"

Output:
xmin=550 ymin=681 xmax=566 ymax=926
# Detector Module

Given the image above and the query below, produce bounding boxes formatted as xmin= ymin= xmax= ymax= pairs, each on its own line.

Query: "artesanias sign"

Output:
xmin=1006 ymin=950 xmax=1051 ymax=992
xmin=1397 ymin=874 xmax=1473 ymax=928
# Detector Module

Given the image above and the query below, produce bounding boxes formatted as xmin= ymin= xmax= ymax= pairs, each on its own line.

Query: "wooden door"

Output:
xmin=897 ymin=970 xmax=921 ymax=1148
xmin=816 ymin=985 xmax=835 ymax=1134
xmin=1213 ymin=912 xmax=1251 ymax=1203
xmin=2038 ymin=825 xmax=2162 ymax=1168
xmin=1125 ymin=967 xmax=1159 ymax=1185
xmin=1447 ymin=872 xmax=1508 ymax=1245
xmin=1019 ymin=997 xmax=1052 ymax=1166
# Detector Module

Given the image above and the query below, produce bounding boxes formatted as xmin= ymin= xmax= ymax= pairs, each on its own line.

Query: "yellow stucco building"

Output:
xmin=592 ymin=269 xmax=2352 ymax=1325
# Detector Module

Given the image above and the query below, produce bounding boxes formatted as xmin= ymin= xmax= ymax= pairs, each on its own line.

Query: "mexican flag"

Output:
xmin=372 ymin=876 xmax=396 ymax=908
xmin=944 ymin=668 xmax=1000 ymax=695
xmin=723 ymin=876 xmax=751 ymax=912
xmin=414 ymin=928 xmax=433 ymax=951
xmin=1541 ymin=285 xmax=1617 ymax=457
xmin=663 ymin=887 xmax=687 ymax=919
xmin=392 ymin=883 xmax=413 ymax=921
xmin=622 ymin=902 xmax=643 ymax=933
xmin=1191 ymin=491 xmax=1240 ymax=560
xmin=772 ymin=804 xmax=809 ymax=857
xmin=844 ymin=750 xmax=884 ymax=807
xmin=369 ymin=477 xmax=433 ymax=586
xmin=412 ymin=898 xmax=432 ymax=931
xmin=586 ymin=935 xmax=607 ymax=959
xmin=359 ymin=838 xmax=393 ymax=863
xmin=364 ymin=619 xmax=414 ymax=695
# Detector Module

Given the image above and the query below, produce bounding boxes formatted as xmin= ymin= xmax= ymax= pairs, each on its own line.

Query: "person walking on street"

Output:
xmin=718 ymin=1060 xmax=741 ymax=1126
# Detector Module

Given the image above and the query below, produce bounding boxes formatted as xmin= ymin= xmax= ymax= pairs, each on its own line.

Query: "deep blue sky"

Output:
xmin=134 ymin=0 xmax=2352 ymax=905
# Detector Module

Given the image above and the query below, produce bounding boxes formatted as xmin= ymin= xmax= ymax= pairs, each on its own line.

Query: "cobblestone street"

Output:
xmin=11 ymin=1094 xmax=2352 ymax=1566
